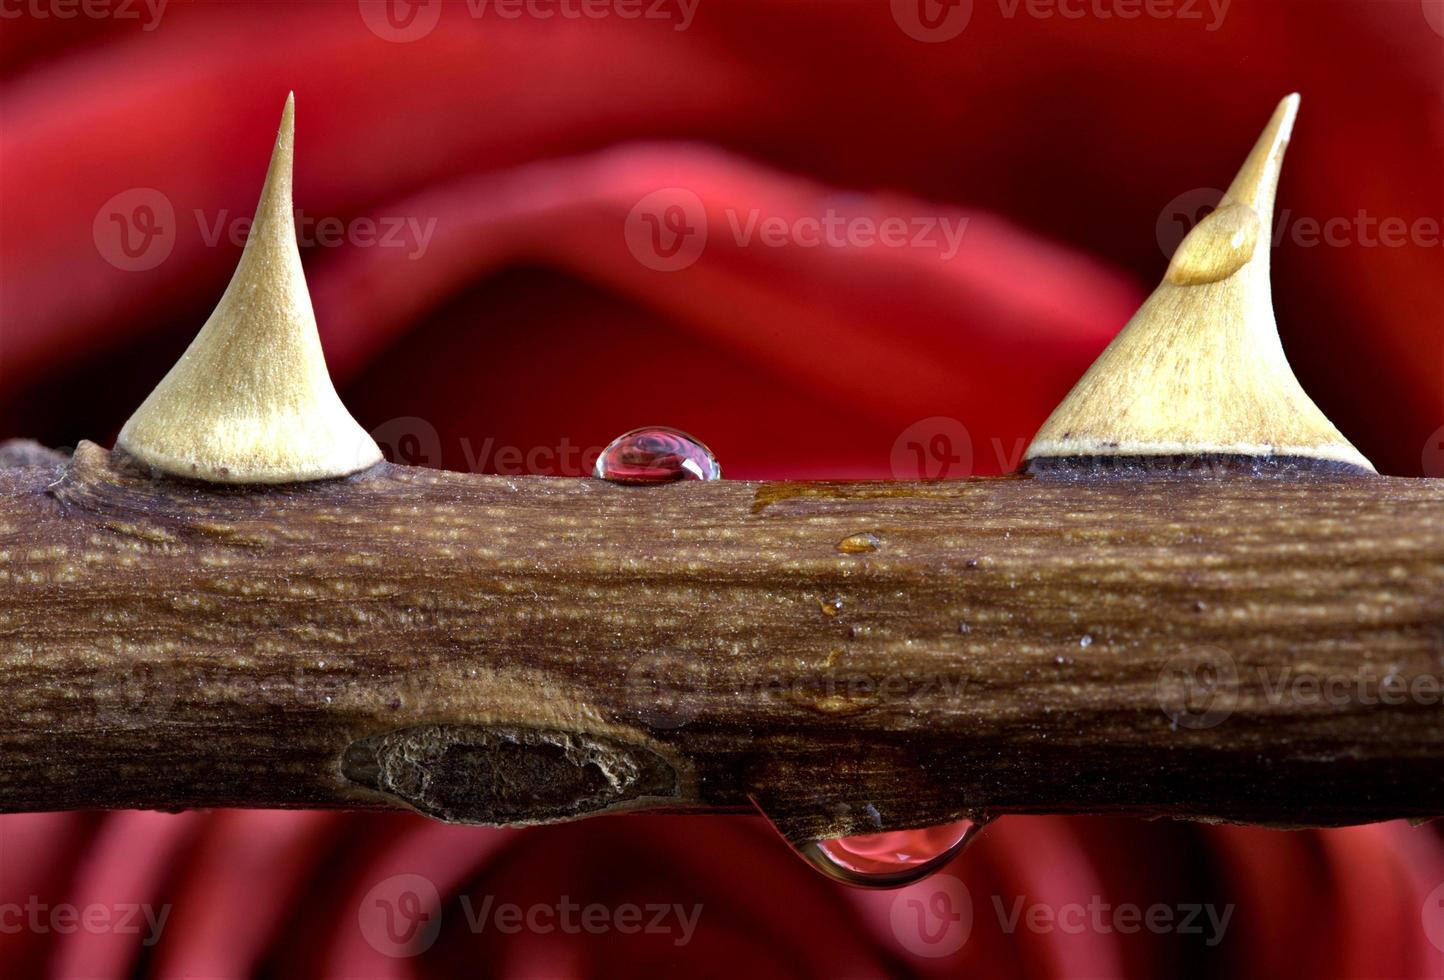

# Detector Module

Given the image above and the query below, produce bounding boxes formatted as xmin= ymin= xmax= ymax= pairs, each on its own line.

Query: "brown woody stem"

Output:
xmin=1 ymin=441 xmax=1441 ymax=843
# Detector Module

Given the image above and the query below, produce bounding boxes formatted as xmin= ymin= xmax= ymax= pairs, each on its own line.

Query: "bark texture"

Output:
xmin=1 ymin=441 xmax=1441 ymax=843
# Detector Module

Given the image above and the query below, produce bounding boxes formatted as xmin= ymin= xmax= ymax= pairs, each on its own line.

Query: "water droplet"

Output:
xmin=593 ymin=426 xmax=720 ymax=484
xmin=1165 ymin=203 xmax=1261 ymax=286
xmin=792 ymin=817 xmax=986 ymax=889
xmin=837 ymin=532 xmax=881 ymax=554
xmin=1079 ymin=635 xmax=1093 ymax=648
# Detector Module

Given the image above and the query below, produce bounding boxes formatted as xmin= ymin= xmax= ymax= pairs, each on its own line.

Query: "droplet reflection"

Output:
xmin=593 ymin=426 xmax=720 ymax=484
xmin=755 ymin=804 xmax=988 ymax=890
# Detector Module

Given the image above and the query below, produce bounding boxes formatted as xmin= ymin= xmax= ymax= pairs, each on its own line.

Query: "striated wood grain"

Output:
xmin=1 ymin=441 xmax=1441 ymax=843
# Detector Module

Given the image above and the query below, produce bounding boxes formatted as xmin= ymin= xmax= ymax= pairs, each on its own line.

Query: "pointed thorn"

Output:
xmin=1220 ymin=93 xmax=1298 ymax=218
xmin=1024 ymin=95 xmax=1374 ymax=475
xmin=116 ymin=95 xmax=383 ymax=484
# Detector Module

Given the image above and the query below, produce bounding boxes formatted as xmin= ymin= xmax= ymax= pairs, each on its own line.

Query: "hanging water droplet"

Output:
xmin=761 ymin=809 xmax=987 ymax=889
xmin=593 ymin=426 xmax=720 ymax=484
xmin=1079 ymin=635 xmax=1093 ymax=648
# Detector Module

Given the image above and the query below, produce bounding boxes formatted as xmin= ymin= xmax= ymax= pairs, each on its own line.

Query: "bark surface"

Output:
xmin=1 ymin=442 xmax=1441 ymax=842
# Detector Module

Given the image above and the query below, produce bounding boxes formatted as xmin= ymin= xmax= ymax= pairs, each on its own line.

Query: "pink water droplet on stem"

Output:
xmin=797 ymin=818 xmax=985 ymax=888
xmin=753 ymin=797 xmax=989 ymax=889
xmin=594 ymin=427 xmax=720 ymax=484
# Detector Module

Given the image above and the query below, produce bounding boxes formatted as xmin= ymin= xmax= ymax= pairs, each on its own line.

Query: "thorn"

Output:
xmin=1220 ymin=92 xmax=1297 ymax=220
xmin=117 ymin=94 xmax=382 ymax=484
xmin=1025 ymin=95 xmax=1374 ymax=474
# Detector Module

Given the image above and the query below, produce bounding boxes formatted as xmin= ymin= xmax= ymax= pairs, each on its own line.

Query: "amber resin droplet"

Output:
xmin=593 ymin=427 xmax=720 ymax=484
xmin=836 ymin=532 xmax=881 ymax=554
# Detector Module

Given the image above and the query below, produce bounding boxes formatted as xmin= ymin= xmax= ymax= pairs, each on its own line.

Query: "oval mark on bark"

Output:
xmin=342 ymin=724 xmax=679 ymax=825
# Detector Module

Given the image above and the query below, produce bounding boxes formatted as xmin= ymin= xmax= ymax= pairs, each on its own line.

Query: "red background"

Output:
xmin=1 ymin=0 xmax=1442 ymax=976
